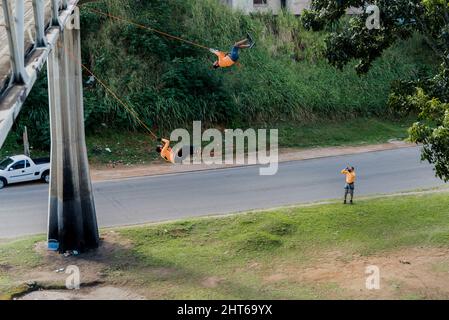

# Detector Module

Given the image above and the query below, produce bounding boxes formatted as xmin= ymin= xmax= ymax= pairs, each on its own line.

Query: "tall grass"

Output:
xmin=12 ymin=0 xmax=439 ymax=147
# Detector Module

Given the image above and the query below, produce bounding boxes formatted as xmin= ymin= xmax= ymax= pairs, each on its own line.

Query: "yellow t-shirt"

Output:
xmin=341 ymin=169 xmax=356 ymax=184
xmin=160 ymin=139 xmax=175 ymax=164
xmin=214 ymin=50 xmax=235 ymax=68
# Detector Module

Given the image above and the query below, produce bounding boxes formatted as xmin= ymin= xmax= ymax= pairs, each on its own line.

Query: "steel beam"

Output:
xmin=0 ymin=1 xmax=78 ymax=149
xmin=32 ymin=0 xmax=47 ymax=47
xmin=51 ymin=0 xmax=60 ymax=25
xmin=1 ymin=0 xmax=29 ymax=84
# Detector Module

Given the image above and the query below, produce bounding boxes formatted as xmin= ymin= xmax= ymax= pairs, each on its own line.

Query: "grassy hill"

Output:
xmin=78 ymin=0 xmax=436 ymax=130
xmin=2 ymin=0 xmax=437 ymax=158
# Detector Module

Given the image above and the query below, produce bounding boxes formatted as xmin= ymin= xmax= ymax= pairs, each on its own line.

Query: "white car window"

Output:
xmin=11 ymin=160 xmax=25 ymax=170
xmin=0 ymin=157 xmax=13 ymax=170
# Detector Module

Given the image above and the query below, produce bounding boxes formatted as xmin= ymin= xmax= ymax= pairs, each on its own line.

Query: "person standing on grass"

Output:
xmin=341 ymin=166 xmax=356 ymax=204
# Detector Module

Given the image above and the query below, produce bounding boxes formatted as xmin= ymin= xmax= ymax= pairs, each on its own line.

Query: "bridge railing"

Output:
xmin=0 ymin=0 xmax=79 ymax=148
xmin=0 ymin=0 xmax=70 ymax=87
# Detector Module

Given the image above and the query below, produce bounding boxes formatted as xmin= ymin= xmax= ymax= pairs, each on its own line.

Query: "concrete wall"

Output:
xmin=221 ymin=0 xmax=311 ymax=15
xmin=286 ymin=0 xmax=311 ymax=15
xmin=220 ymin=0 xmax=362 ymax=15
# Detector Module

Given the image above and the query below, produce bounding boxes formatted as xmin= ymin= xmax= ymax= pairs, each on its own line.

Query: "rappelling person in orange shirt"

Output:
xmin=156 ymin=138 xmax=195 ymax=164
xmin=210 ymin=33 xmax=255 ymax=69
xmin=156 ymin=138 xmax=175 ymax=164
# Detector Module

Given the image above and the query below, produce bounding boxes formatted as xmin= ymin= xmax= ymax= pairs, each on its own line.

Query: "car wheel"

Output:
xmin=42 ymin=172 xmax=50 ymax=184
xmin=0 ymin=179 xmax=5 ymax=189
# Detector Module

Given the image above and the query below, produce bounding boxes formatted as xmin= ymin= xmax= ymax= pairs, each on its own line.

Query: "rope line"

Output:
xmin=56 ymin=42 xmax=158 ymax=140
xmin=84 ymin=7 xmax=211 ymax=51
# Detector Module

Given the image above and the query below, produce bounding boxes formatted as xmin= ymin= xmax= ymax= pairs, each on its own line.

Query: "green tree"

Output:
xmin=406 ymin=89 xmax=449 ymax=181
xmin=303 ymin=0 xmax=449 ymax=180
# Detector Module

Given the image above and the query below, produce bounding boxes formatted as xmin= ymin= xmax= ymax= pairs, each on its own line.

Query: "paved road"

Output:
xmin=0 ymin=147 xmax=446 ymax=238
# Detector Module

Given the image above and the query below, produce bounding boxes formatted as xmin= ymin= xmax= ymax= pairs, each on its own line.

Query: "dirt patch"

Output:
xmin=0 ymin=263 xmax=12 ymax=272
xmin=6 ymin=231 xmax=144 ymax=300
xmin=201 ymin=276 xmax=225 ymax=288
xmin=263 ymin=247 xmax=449 ymax=299
xmin=19 ymin=286 xmax=145 ymax=300
xmin=25 ymin=231 xmax=134 ymax=286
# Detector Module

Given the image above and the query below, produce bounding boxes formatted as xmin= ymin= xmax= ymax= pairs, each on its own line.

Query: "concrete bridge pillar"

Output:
xmin=47 ymin=8 xmax=99 ymax=253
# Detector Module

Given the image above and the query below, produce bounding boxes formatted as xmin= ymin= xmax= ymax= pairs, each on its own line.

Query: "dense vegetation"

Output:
xmin=303 ymin=0 xmax=449 ymax=180
xmin=8 ymin=0 xmax=437 ymax=149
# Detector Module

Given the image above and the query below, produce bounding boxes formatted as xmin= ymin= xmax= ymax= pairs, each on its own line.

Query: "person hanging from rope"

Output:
xmin=85 ymin=8 xmax=256 ymax=70
xmin=210 ymin=33 xmax=255 ymax=69
xmin=156 ymin=138 xmax=175 ymax=164
xmin=156 ymin=138 xmax=196 ymax=164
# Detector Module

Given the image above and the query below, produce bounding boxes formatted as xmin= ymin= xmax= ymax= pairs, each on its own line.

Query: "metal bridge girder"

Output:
xmin=32 ymin=0 xmax=47 ymax=47
xmin=1 ymin=0 xmax=29 ymax=84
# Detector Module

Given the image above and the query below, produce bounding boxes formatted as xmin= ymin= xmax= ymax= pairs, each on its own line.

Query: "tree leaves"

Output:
xmin=305 ymin=0 xmax=449 ymax=181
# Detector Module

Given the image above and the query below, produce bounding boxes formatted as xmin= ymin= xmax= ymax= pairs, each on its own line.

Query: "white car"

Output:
xmin=0 ymin=155 xmax=50 ymax=189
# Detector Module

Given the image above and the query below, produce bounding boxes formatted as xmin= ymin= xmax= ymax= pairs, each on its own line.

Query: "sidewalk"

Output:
xmin=90 ymin=140 xmax=415 ymax=182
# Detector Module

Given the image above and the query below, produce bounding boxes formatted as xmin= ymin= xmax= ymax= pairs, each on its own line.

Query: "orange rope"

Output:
xmin=84 ymin=7 xmax=211 ymax=51
xmin=80 ymin=64 xmax=158 ymax=140
xmin=57 ymin=42 xmax=158 ymax=140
